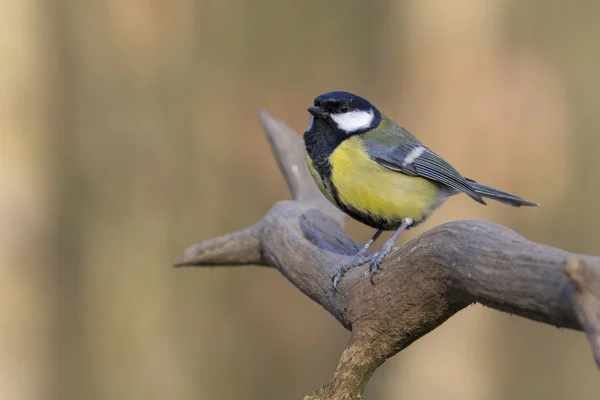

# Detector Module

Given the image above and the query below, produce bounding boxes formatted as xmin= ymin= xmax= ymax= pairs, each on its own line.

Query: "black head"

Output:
xmin=307 ymin=91 xmax=381 ymax=135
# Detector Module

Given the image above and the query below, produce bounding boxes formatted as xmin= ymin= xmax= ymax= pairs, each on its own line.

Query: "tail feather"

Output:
xmin=466 ymin=179 xmax=538 ymax=207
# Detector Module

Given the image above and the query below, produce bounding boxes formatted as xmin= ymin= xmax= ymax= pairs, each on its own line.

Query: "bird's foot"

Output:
xmin=332 ymin=254 xmax=375 ymax=292
xmin=369 ymin=218 xmax=413 ymax=285
xmin=369 ymin=248 xmax=392 ymax=285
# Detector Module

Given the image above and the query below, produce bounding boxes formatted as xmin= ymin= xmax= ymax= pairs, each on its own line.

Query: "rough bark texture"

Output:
xmin=175 ymin=111 xmax=600 ymax=400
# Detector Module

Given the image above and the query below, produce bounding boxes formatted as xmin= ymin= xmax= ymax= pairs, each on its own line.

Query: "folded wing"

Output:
xmin=367 ymin=141 xmax=486 ymax=205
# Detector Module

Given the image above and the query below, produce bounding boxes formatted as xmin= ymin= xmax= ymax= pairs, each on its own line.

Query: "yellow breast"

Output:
xmin=329 ymin=137 xmax=440 ymax=222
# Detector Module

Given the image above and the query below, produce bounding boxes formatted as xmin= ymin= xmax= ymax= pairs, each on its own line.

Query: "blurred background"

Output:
xmin=2 ymin=0 xmax=600 ymax=399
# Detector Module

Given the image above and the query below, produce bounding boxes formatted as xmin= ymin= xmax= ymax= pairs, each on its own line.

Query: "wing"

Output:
xmin=366 ymin=140 xmax=486 ymax=205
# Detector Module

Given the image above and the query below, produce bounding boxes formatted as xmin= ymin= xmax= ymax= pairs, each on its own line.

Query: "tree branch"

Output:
xmin=564 ymin=257 xmax=600 ymax=367
xmin=174 ymin=224 xmax=263 ymax=267
xmin=175 ymin=110 xmax=600 ymax=399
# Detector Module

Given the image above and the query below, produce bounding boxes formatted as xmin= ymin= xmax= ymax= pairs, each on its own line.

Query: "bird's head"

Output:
xmin=307 ymin=91 xmax=381 ymax=135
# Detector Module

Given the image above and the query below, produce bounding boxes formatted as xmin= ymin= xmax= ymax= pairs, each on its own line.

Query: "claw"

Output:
xmin=369 ymin=252 xmax=383 ymax=285
xmin=332 ymin=270 xmax=342 ymax=292
xmin=330 ymin=229 xmax=384 ymax=292
xmin=332 ymin=254 xmax=375 ymax=292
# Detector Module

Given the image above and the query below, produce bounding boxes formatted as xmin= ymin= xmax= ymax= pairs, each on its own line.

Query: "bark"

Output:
xmin=175 ymin=111 xmax=600 ymax=400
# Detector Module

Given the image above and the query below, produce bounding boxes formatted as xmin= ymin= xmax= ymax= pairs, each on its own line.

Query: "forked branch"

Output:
xmin=175 ymin=111 xmax=600 ymax=400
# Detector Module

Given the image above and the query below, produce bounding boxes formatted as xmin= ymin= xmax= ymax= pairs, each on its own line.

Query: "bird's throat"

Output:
xmin=303 ymin=118 xmax=346 ymax=179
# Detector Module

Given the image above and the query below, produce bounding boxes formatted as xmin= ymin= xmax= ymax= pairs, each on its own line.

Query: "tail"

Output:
xmin=466 ymin=179 xmax=538 ymax=207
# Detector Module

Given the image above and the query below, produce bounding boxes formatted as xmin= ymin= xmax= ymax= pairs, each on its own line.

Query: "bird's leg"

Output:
xmin=332 ymin=229 xmax=383 ymax=292
xmin=369 ymin=218 xmax=413 ymax=284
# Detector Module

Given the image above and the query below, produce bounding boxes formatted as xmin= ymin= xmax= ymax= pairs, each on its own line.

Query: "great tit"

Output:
xmin=303 ymin=91 xmax=537 ymax=291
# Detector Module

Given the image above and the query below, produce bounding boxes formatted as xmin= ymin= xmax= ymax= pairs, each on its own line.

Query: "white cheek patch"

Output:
xmin=331 ymin=110 xmax=374 ymax=133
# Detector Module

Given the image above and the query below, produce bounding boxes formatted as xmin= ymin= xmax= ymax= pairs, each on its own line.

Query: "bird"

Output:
xmin=302 ymin=91 xmax=538 ymax=291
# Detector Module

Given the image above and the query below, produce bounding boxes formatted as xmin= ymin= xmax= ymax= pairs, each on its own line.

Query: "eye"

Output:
xmin=339 ymin=103 xmax=349 ymax=113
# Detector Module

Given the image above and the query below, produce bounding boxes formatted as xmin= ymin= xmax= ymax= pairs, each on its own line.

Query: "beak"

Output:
xmin=307 ymin=106 xmax=329 ymax=118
